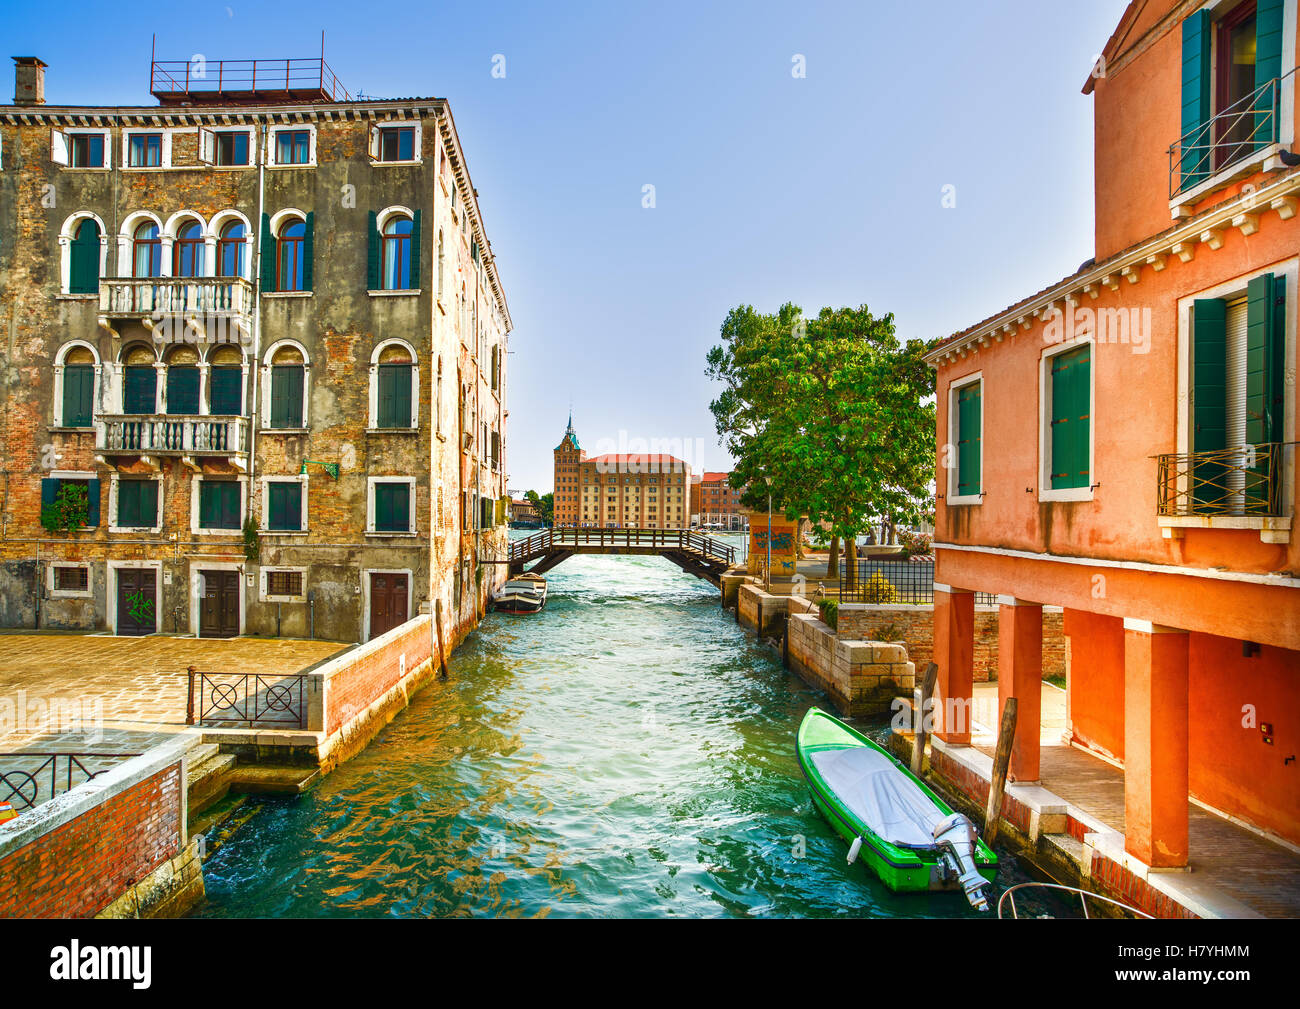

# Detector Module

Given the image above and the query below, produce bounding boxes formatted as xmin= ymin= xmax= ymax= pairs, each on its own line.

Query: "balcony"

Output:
xmin=97 ymin=415 xmax=249 ymax=458
xmin=99 ymin=277 xmax=254 ymax=321
xmin=1155 ymin=443 xmax=1292 ymax=544
xmin=1169 ymin=75 xmax=1284 ymax=200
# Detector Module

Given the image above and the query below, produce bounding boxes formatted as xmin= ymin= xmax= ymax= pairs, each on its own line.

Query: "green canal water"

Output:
xmin=199 ymin=538 xmax=1050 ymax=918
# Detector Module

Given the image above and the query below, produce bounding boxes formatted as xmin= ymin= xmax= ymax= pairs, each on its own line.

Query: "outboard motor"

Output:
xmin=932 ymin=812 xmax=991 ymax=912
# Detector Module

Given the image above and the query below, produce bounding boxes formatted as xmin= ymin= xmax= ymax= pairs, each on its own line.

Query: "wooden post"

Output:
xmin=434 ymin=597 xmax=450 ymax=679
xmin=910 ymin=661 xmax=940 ymax=776
xmin=984 ymin=696 xmax=1018 ymax=846
xmin=185 ymin=666 xmax=197 ymax=725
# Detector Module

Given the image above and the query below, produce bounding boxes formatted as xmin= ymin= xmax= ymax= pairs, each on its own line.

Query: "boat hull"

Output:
xmin=796 ymin=707 xmax=997 ymax=895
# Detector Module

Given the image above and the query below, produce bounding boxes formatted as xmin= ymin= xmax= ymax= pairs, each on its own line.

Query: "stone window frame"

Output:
xmin=115 ymin=210 xmax=167 ymax=278
xmin=946 ymin=369 xmax=984 ymax=507
xmin=1038 ymin=334 xmax=1096 ymax=504
xmin=56 ymin=211 xmax=110 ymax=296
xmin=259 ymin=338 xmax=312 ymax=431
xmin=108 ymin=471 xmax=164 ymax=534
xmin=52 ymin=340 xmax=103 ymax=429
xmin=368 ymin=121 xmax=423 ymax=166
xmin=49 ymin=127 xmax=112 ymax=171
xmin=366 ymin=476 xmax=418 ymax=537
xmin=367 ymin=337 xmax=421 ymax=431
xmin=210 ymin=209 xmax=255 ymax=282
xmin=197 ymin=125 xmax=258 ymax=169
xmin=259 ymin=473 xmax=310 ymax=535
xmin=267 ymin=124 xmax=317 ymax=169
xmin=260 ymin=565 xmax=307 ymax=603
xmin=47 ymin=562 xmax=93 ymax=600
xmin=120 ymin=127 xmax=174 ymax=170
xmin=190 ymin=474 xmax=249 ymax=536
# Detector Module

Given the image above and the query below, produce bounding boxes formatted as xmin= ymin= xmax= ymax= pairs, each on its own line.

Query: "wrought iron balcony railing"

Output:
xmin=97 ymin=415 xmax=249 ymax=456
xmin=1169 ymin=74 xmax=1286 ymax=197
xmin=99 ymin=276 xmax=254 ymax=319
xmin=1155 ymin=443 xmax=1287 ymax=517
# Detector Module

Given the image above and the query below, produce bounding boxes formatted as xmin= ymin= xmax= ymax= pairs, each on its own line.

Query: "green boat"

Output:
xmin=796 ymin=706 xmax=998 ymax=910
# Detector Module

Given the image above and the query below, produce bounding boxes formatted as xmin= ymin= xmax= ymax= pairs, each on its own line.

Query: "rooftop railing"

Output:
xmin=150 ymin=57 xmax=352 ymax=103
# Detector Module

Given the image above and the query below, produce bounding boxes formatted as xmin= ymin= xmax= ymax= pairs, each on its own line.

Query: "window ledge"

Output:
xmin=366 ymin=531 xmax=418 ymax=538
xmin=367 ymin=289 xmax=422 ymax=297
xmin=1158 ymin=514 xmax=1291 ymax=544
xmin=372 ymin=159 xmax=423 ymax=168
xmin=259 ymin=427 xmax=309 ymax=434
xmin=109 ymin=526 xmax=162 ymax=535
xmin=1169 ymin=143 xmax=1282 ymax=217
xmin=1038 ymin=489 xmax=1094 ymax=504
xmin=58 ymin=167 xmax=111 ymax=173
xmin=49 ymin=589 xmax=94 ymax=600
xmin=263 ymin=291 xmax=312 ymax=298
xmin=193 ymin=528 xmax=243 ymax=536
xmin=946 ymin=494 xmax=983 ymax=507
xmin=267 ymin=163 xmax=317 ymax=170
xmin=366 ymin=427 xmax=419 ymax=435
xmin=261 ymin=528 xmax=309 ymax=536
xmin=55 ymin=293 xmax=98 ymax=301
xmin=48 ymin=426 xmax=96 ymax=434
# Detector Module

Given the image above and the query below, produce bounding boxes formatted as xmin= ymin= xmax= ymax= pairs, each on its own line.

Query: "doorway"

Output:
xmin=368 ymin=572 xmax=409 ymax=639
xmin=116 ymin=568 xmax=157 ymax=636
xmin=199 ymin=570 xmax=240 ymax=638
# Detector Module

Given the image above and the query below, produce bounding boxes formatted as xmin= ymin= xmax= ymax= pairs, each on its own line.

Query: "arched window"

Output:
xmin=268 ymin=344 xmax=306 ymax=428
xmin=60 ymin=345 xmax=97 ymax=428
xmin=373 ymin=342 xmax=416 ymax=429
xmin=382 ymin=215 xmax=413 ymax=290
xmin=208 ymin=345 xmax=243 ymax=415
xmin=69 ymin=219 xmax=101 ymax=294
xmin=217 ymin=220 xmax=246 ymax=278
xmin=173 ymin=220 xmax=205 ymax=277
xmin=132 ymin=221 xmax=161 ymax=278
xmin=122 ymin=345 xmax=158 ymax=414
xmin=275 ymin=217 xmax=306 ymax=292
xmin=165 ymin=346 xmax=200 ymax=415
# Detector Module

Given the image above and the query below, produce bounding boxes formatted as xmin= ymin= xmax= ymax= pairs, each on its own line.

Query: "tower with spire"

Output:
xmin=552 ymin=412 xmax=585 ymax=526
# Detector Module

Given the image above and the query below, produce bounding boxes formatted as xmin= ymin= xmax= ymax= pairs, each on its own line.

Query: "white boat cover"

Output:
xmin=810 ymin=746 xmax=943 ymax=848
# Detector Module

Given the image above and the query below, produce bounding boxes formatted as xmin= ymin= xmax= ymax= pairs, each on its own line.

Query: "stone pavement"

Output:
xmin=0 ymin=633 xmax=347 ymax=754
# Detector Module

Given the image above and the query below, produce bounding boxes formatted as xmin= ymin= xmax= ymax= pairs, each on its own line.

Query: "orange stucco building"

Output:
xmin=927 ymin=0 xmax=1299 ymax=866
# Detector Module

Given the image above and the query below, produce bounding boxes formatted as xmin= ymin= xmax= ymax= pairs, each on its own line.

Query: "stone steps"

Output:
xmin=186 ymin=742 xmax=237 ymax=821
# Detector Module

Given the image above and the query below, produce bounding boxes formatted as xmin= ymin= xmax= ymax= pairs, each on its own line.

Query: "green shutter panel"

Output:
xmin=268 ymin=483 xmax=284 ymax=530
xmin=367 ymin=211 xmax=380 ymax=290
xmin=260 ymin=213 xmax=275 ymax=292
xmin=1192 ymin=298 xmax=1227 ymax=509
xmin=375 ymin=484 xmax=391 ymax=531
xmin=1269 ymin=276 xmax=1287 ymax=445
xmin=409 ymin=209 xmax=422 ymax=289
xmin=210 ymin=367 xmax=241 ymax=414
xmin=69 ymin=221 xmax=100 ymax=294
xmin=1245 ymin=273 xmax=1276 ymax=446
xmin=286 ymin=483 xmax=302 ymax=531
xmin=302 ymin=212 xmax=314 ymax=292
xmin=41 ymin=478 xmax=58 ymax=511
xmin=1255 ymin=0 xmax=1285 ymax=149
xmin=270 ymin=367 xmax=287 ymax=427
xmin=378 ymin=366 xmax=395 ymax=427
xmin=394 ymin=365 xmax=412 ymax=427
xmin=395 ymin=484 xmax=410 ymax=532
xmin=64 ymin=365 xmax=94 ymax=427
xmin=166 ymin=367 xmax=200 ymax=415
xmin=1073 ymin=346 xmax=1091 ymax=488
xmin=86 ymin=479 xmax=100 ymax=527
xmin=288 ymin=366 xmax=304 ymax=427
xmin=199 ymin=483 xmax=213 ymax=528
xmin=1180 ymin=10 xmax=1213 ymax=190
xmin=956 ymin=384 xmax=980 ymax=496
xmin=143 ymin=480 xmax=158 ymax=528
xmin=117 ymin=481 xmax=135 ymax=527
xmin=1050 ymin=356 xmax=1072 ymax=489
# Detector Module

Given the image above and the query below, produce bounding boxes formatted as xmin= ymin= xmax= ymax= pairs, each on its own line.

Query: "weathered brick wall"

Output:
xmin=835 ymin=605 xmax=1065 ymax=682
xmin=0 ymin=762 xmax=182 ymax=918
xmin=321 ymin=614 xmax=432 ymax=735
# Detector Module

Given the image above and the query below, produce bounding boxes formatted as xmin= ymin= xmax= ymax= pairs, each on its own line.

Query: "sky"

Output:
xmin=8 ymin=0 xmax=1131 ymax=493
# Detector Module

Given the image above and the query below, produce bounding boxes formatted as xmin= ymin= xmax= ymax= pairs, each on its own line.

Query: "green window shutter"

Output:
xmin=141 ymin=480 xmax=158 ymax=528
xmin=285 ymin=483 xmax=302 ymax=530
xmin=367 ymin=211 xmax=380 ymax=291
xmin=268 ymin=482 xmax=301 ymax=531
xmin=41 ymin=478 xmax=58 ymax=511
xmin=166 ymin=367 xmax=200 ymax=415
xmin=260 ymin=213 xmax=275 ymax=293
xmin=1180 ymin=10 xmax=1213 ymax=189
xmin=956 ymin=383 xmax=981 ymax=496
xmin=86 ymin=479 xmax=100 ymax=527
xmin=375 ymin=483 xmax=409 ymax=532
xmin=1050 ymin=346 xmax=1090 ymax=490
xmin=1256 ymin=0 xmax=1285 ymax=149
xmin=1245 ymin=273 xmax=1277 ymax=446
xmin=63 ymin=364 xmax=94 ymax=427
xmin=375 ymin=483 xmax=391 ymax=530
xmin=220 ymin=483 xmax=240 ymax=529
xmin=209 ymin=367 xmax=242 ymax=414
xmin=394 ymin=365 xmax=412 ymax=427
xmin=302 ymin=212 xmax=314 ymax=292
xmin=1192 ymin=299 xmax=1227 ymax=509
xmin=409 ymin=209 xmax=422 ymax=289
xmin=69 ymin=220 xmax=100 ymax=294
xmin=271 ymin=366 xmax=304 ymax=428
xmin=124 ymin=366 xmax=157 ymax=414
xmin=118 ymin=481 xmax=137 ymax=527
xmin=199 ymin=482 xmax=215 ymax=528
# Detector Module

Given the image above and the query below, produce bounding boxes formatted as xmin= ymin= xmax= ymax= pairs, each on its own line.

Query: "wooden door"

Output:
xmin=116 ymin=568 xmax=157 ymax=636
xmin=369 ymin=573 xmax=408 ymax=639
xmin=200 ymin=570 xmax=240 ymax=638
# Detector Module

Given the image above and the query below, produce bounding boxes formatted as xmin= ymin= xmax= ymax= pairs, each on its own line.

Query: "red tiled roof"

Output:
xmin=701 ymin=471 xmax=731 ymax=483
xmin=587 ymin=453 xmax=689 ymax=470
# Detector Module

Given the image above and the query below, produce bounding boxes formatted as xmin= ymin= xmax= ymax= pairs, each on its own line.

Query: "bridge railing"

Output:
xmin=509 ymin=527 xmax=735 ymax=566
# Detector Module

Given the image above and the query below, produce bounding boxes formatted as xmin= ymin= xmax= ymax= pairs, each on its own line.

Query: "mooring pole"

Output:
xmin=984 ymin=696 xmax=1018 ymax=846
xmin=434 ymin=597 xmax=449 ymax=680
xmin=910 ymin=661 xmax=940 ymax=776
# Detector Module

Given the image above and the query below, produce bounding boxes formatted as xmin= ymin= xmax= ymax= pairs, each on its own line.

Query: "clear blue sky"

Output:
xmin=10 ymin=0 xmax=1130 ymax=493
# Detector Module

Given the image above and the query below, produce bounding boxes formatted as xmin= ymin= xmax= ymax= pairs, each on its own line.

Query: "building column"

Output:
xmin=998 ymin=596 xmax=1042 ymax=783
xmin=934 ymin=585 xmax=975 ymax=745
xmin=1123 ymin=619 xmax=1190 ymax=868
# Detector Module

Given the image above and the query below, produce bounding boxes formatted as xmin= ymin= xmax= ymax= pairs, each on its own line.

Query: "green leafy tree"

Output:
xmin=524 ymin=489 xmax=554 ymax=526
xmin=40 ymin=483 xmax=89 ymax=533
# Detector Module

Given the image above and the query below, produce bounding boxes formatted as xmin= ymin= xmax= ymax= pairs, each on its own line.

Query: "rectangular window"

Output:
xmin=123 ymin=366 xmax=157 ymax=414
xmin=127 ymin=133 xmax=163 ymax=167
xmin=955 ymin=381 xmax=982 ymax=499
xmin=41 ymin=477 xmax=100 ymax=528
xmin=378 ymin=126 xmax=415 ymax=162
xmin=270 ymin=365 xmax=304 ymax=428
xmin=274 ymin=130 xmax=311 ymax=165
xmin=1049 ymin=344 xmax=1092 ymax=491
xmin=117 ymin=479 xmax=159 ymax=529
xmin=267 ymin=570 xmax=303 ymax=597
xmin=199 ymin=481 xmax=242 ymax=530
xmin=376 ymin=364 xmax=413 ymax=428
xmin=214 ymin=131 xmax=249 ymax=166
xmin=266 ymin=481 xmax=304 ymax=532
xmin=166 ymin=367 xmax=200 ymax=415
xmin=209 ymin=367 xmax=242 ymax=415
xmin=70 ymin=133 xmax=104 ymax=168
xmin=54 ymin=565 xmax=89 ymax=592
xmin=62 ymin=364 xmax=94 ymax=428
xmin=374 ymin=482 xmax=411 ymax=533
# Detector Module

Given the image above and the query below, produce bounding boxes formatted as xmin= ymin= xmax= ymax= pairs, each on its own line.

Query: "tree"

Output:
xmin=707 ymin=303 xmax=934 ymax=590
xmin=523 ymin=489 xmax=553 ymax=525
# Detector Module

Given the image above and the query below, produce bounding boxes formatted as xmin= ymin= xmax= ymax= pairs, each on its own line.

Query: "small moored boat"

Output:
xmin=493 ymin=573 xmax=547 ymax=614
xmin=796 ymin=706 xmax=997 ymax=910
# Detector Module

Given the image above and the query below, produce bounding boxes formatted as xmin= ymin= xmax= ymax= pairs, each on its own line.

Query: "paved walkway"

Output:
xmin=0 ymin=633 xmax=346 ymax=753
xmin=968 ymin=682 xmax=1300 ymax=918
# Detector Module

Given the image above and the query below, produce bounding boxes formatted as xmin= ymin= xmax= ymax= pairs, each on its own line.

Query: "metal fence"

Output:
xmin=186 ymin=668 xmax=308 ymax=728
xmin=0 ymin=752 xmax=140 ymax=811
xmin=836 ymin=557 xmax=996 ymax=605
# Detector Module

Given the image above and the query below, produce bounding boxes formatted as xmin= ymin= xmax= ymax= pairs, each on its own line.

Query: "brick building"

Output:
xmin=0 ymin=54 xmax=512 ymax=643
xmin=699 ymin=471 xmax=745 ymax=529
xmin=552 ymin=415 xmax=689 ymax=528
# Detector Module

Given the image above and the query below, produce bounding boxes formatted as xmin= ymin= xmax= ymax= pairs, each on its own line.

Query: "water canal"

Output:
xmin=199 ymin=536 xmax=1047 ymax=918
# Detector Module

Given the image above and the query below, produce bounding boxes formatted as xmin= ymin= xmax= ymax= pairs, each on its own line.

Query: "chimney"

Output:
xmin=13 ymin=57 xmax=47 ymax=106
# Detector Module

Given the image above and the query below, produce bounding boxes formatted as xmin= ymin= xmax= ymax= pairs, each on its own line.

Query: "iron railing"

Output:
xmin=1169 ymin=73 xmax=1286 ymax=197
xmin=998 ymin=881 xmax=1153 ymax=919
xmin=99 ymin=276 xmax=254 ymax=318
xmin=150 ymin=58 xmax=352 ymax=102
xmin=186 ymin=669 xmax=308 ymax=728
xmin=0 ymin=752 xmax=140 ymax=812
xmin=1155 ymin=443 xmax=1287 ymax=517
xmin=97 ymin=415 xmax=249 ymax=455
xmin=510 ymin=527 xmax=736 ymax=567
xmin=836 ymin=557 xmax=996 ymax=606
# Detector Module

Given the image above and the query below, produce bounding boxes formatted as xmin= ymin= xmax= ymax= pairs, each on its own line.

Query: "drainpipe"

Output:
xmin=243 ymin=121 xmax=268 ymax=635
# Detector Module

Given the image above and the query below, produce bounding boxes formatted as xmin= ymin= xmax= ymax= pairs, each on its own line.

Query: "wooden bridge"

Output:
xmin=508 ymin=528 xmax=737 ymax=586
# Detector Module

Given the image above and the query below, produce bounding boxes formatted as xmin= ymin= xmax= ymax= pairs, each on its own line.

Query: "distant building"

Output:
xmin=509 ymin=498 xmax=541 ymax=527
xmin=552 ymin=416 xmax=689 ymax=528
xmin=688 ymin=473 xmax=702 ymax=526
xmin=700 ymin=472 xmax=745 ymax=530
